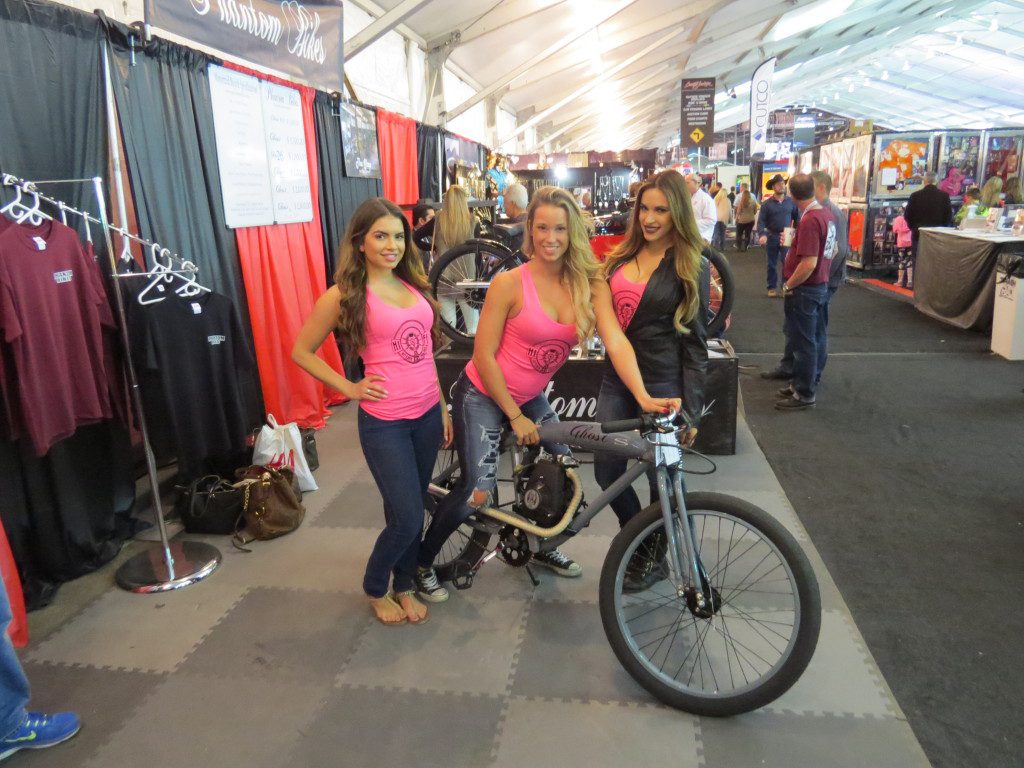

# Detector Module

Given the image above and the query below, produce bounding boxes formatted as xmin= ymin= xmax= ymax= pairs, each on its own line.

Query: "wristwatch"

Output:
xmin=781 ymin=283 xmax=792 ymax=296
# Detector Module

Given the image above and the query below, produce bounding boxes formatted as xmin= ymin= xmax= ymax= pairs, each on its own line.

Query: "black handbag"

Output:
xmin=174 ymin=475 xmax=245 ymax=535
xmin=300 ymin=427 xmax=319 ymax=472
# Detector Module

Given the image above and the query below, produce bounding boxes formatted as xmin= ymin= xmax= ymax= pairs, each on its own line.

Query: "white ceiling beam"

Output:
xmin=555 ymin=100 xmax=666 ymax=152
xmin=428 ymin=0 xmax=569 ymax=49
xmin=537 ymin=66 xmax=681 ymax=130
xmin=445 ymin=0 xmax=638 ymax=122
xmin=345 ymin=0 xmax=436 ymax=59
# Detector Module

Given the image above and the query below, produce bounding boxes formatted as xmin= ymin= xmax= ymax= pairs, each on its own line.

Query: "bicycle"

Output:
xmin=423 ymin=410 xmax=821 ymax=716
xmin=428 ymin=239 xmax=736 ymax=344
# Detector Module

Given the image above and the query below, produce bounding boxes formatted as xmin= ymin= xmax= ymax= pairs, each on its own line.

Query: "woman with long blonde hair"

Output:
xmin=980 ymin=176 xmax=1004 ymax=208
xmin=432 ymin=184 xmax=480 ymax=333
xmin=591 ymin=171 xmax=709 ymax=586
xmin=418 ymin=186 xmax=597 ymax=583
xmin=293 ymin=197 xmax=453 ymax=626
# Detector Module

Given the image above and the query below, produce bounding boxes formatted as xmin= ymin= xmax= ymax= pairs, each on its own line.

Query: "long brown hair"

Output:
xmin=521 ymin=186 xmax=597 ymax=345
xmin=602 ymin=170 xmax=704 ymax=332
xmin=434 ymin=184 xmax=474 ymax=255
xmin=333 ymin=197 xmax=443 ymax=353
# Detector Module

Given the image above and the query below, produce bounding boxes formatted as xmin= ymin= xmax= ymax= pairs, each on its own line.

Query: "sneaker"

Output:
xmin=533 ymin=549 xmax=582 ymax=577
xmin=775 ymin=394 xmax=815 ymax=410
xmin=777 ymin=384 xmax=794 ymax=398
xmin=415 ymin=567 xmax=450 ymax=603
xmin=760 ymin=367 xmax=792 ymax=380
xmin=0 ymin=712 xmax=81 ymax=760
xmin=766 ymin=289 xmax=778 ymax=298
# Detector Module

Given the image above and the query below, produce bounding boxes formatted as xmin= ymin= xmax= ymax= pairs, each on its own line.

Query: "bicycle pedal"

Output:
xmin=451 ymin=572 xmax=475 ymax=590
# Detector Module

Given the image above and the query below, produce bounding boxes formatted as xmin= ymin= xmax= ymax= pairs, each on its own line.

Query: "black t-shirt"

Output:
xmin=128 ymin=289 xmax=255 ymax=479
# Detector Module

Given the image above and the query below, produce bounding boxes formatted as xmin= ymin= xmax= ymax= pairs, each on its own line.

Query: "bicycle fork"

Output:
xmin=654 ymin=465 xmax=708 ymax=610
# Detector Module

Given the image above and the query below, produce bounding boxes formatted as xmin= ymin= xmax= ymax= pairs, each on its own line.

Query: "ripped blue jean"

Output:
xmin=418 ymin=372 xmax=567 ymax=568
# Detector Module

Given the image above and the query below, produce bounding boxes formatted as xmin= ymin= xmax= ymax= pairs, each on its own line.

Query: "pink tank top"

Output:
xmin=360 ymin=281 xmax=439 ymax=420
xmin=466 ymin=266 xmax=578 ymax=405
xmin=609 ymin=266 xmax=647 ymax=330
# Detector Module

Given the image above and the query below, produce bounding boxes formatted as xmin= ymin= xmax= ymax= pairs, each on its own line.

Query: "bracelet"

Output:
xmin=510 ymin=412 xmax=525 ymax=422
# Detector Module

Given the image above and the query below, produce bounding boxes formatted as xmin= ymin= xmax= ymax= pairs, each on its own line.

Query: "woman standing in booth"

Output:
xmin=590 ymin=170 xmax=708 ymax=585
xmin=432 ymin=184 xmax=480 ymax=334
xmin=293 ymin=197 xmax=452 ymax=626
xmin=418 ymin=186 xmax=595 ymax=584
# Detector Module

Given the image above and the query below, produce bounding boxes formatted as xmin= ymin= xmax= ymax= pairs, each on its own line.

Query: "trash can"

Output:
xmin=991 ymin=253 xmax=1024 ymax=360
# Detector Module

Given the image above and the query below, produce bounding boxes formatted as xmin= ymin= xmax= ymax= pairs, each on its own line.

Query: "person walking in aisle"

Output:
xmin=756 ymin=174 xmax=800 ymax=296
xmin=891 ymin=207 xmax=913 ymax=288
xmin=682 ymin=172 xmax=717 ymax=243
xmin=771 ymin=174 xmax=838 ymax=411
xmin=432 ymin=185 xmax=480 ymax=334
xmin=0 ymin=574 xmax=81 ymax=761
xmin=712 ymin=182 xmax=731 ymax=250
xmin=293 ymin=197 xmax=453 ymax=625
xmin=418 ymin=186 xmax=596 ymax=584
xmin=904 ymin=171 xmax=953 ymax=285
xmin=591 ymin=171 xmax=708 ymax=589
xmin=761 ymin=170 xmax=848 ymax=386
xmin=733 ymin=183 xmax=758 ymax=251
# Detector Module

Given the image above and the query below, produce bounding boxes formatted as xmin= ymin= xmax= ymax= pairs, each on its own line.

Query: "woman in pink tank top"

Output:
xmin=419 ymin=186 xmax=597 ymax=581
xmin=293 ymin=198 xmax=452 ymax=626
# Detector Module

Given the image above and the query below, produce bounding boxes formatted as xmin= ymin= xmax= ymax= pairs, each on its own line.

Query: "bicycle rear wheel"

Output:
xmin=424 ymin=447 xmax=493 ymax=579
xmin=429 ymin=239 xmax=520 ymax=344
xmin=599 ymin=492 xmax=820 ymax=716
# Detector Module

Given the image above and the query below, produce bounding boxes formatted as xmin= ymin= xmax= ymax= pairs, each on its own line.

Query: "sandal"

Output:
xmin=392 ymin=590 xmax=429 ymax=625
xmin=368 ymin=594 xmax=407 ymax=626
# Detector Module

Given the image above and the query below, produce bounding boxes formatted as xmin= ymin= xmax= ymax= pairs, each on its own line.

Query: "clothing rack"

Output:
xmin=1 ymin=173 xmax=221 ymax=593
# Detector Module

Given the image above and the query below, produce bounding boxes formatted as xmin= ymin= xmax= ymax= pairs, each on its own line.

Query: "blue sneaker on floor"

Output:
xmin=0 ymin=712 xmax=81 ymax=761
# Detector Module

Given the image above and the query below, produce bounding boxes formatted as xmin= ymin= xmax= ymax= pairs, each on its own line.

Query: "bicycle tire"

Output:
xmin=424 ymin=447 xmax=493 ymax=580
xmin=599 ymin=492 xmax=820 ymax=716
xmin=429 ymin=239 xmax=521 ymax=344
xmin=705 ymin=249 xmax=734 ymax=339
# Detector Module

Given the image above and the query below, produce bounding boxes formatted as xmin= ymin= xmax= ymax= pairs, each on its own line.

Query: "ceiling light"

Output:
xmin=881 ymin=70 xmax=889 ymax=80
xmin=822 ymin=97 xmax=829 ymax=104
xmin=848 ymin=83 xmax=855 ymax=93
xmin=955 ymin=34 xmax=963 ymax=47
xmin=770 ymin=0 xmax=855 ymax=42
xmin=990 ymin=15 xmax=999 ymax=32
xmin=902 ymin=59 xmax=911 ymax=71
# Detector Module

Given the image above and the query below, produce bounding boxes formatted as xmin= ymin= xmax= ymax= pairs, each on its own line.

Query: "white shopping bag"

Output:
xmin=252 ymin=414 xmax=318 ymax=492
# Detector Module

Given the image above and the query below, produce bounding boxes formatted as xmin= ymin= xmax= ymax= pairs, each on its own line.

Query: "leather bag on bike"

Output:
xmin=232 ymin=466 xmax=305 ymax=549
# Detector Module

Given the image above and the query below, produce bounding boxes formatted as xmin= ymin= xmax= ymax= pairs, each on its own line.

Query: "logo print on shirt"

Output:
xmin=207 ymin=335 xmax=226 ymax=346
xmin=527 ymin=339 xmax=571 ymax=374
xmin=53 ymin=270 xmax=73 ymax=284
xmin=823 ymin=222 xmax=838 ymax=261
xmin=392 ymin=320 xmax=429 ymax=364
xmin=613 ymin=290 xmax=642 ymax=330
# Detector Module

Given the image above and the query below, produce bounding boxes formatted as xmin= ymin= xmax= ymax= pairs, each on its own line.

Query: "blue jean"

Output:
xmin=783 ymin=283 xmax=829 ymax=401
xmin=419 ymin=373 xmax=565 ymax=567
xmin=712 ymin=221 xmax=726 ymax=250
xmin=0 ymin=577 xmax=29 ymax=739
xmin=358 ymin=403 xmax=443 ymax=597
xmin=779 ymin=284 xmax=838 ymax=384
xmin=765 ymin=238 xmax=784 ymax=290
xmin=594 ymin=373 xmax=685 ymax=527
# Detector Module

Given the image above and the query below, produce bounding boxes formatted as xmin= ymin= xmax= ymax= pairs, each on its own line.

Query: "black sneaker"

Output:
xmin=760 ymin=367 xmax=792 ymax=380
xmin=533 ymin=549 xmax=582 ymax=577
xmin=775 ymin=394 xmax=815 ymax=410
xmin=777 ymin=384 xmax=794 ymax=398
xmin=415 ymin=567 xmax=450 ymax=602
xmin=623 ymin=531 xmax=669 ymax=593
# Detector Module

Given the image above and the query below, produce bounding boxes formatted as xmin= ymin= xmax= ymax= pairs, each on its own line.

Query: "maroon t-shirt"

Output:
xmin=0 ymin=218 xmax=114 ymax=454
xmin=782 ymin=205 xmax=838 ymax=286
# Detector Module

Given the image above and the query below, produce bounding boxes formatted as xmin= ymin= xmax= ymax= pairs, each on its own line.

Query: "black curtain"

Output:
xmin=103 ymin=23 xmax=263 ymax=426
xmin=0 ymin=0 xmax=110 ymax=257
xmin=416 ymin=123 xmax=442 ymax=203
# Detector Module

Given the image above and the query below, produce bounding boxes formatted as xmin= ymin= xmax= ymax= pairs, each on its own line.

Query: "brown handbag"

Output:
xmin=232 ymin=466 xmax=305 ymax=550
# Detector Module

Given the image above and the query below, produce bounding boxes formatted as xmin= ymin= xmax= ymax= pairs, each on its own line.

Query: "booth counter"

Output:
xmin=914 ymin=227 xmax=1024 ymax=331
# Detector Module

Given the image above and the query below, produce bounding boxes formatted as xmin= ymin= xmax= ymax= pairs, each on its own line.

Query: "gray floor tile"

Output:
xmin=178 ymin=588 xmax=373 ymax=683
xmin=285 ymin=686 xmax=504 ymax=768
xmin=530 ymin=534 xmax=611 ymax=603
xmin=698 ymin=711 xmax=932 ymax=768
xmin=510 ymin=600 xmax=656 ymax=704
xmin=81 ymin=673 xmax=330 ymax=768
xmin=308 ymin=477 xmax=387 ymax=529
xmin=13 ymin=663 xmax=165 ymax=768
xmin=336 ymin=595 xmax=529 ymax=696
xmin=493 ymin=696 xmax=701 ymax=768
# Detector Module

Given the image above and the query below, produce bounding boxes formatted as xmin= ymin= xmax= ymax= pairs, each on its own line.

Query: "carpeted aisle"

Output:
xmin=723 ymin=244 xmax=1024 ymax=768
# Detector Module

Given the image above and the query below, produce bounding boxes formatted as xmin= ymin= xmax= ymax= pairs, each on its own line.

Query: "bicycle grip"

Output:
xmin=600 ymin=417 xmax=645 ymax=434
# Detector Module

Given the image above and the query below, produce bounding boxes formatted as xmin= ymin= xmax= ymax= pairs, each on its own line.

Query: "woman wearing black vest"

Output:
xmin=592 ymin=170 xmax=709 ymax=545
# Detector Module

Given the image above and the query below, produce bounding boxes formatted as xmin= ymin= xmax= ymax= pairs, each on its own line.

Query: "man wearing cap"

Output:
xmin=756 ymin=174 xmax=800 ymax=297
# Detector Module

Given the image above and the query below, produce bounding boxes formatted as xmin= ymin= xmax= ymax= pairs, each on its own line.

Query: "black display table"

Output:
xmin=435 ymin=341 xmax=738 ymax=455
xmin=914 ymin=228 xmax=1024 ymax=331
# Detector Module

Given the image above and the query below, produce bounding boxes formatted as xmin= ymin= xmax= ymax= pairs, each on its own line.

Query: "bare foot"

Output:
xmin=393 ymin=591 xmax=429 ymax=624
xmin=369 ymin=594 xmax=406 ymax=625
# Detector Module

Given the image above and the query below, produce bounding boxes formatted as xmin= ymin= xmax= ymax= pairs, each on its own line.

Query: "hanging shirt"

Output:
xmin=0 ymin=218 xmax=114 ymax=455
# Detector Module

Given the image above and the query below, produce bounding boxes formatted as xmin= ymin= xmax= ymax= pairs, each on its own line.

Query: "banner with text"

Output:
xmin=680 ymin=78 xmax=715 ymax=149
xmin=749 ymin=57 xmax=776 ymax=159
xmin=145 ymin=0 xmax=343 ymax=91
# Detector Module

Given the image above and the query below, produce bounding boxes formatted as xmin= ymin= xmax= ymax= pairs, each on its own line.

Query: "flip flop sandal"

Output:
xmin=369 ymin=595 xmax=407 ymax=626
xmin=392 ymin=590 xmax=430 ymax=625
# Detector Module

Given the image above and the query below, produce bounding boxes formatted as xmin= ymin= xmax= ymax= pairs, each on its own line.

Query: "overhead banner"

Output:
xmin=680 ymin=78 xmax=715 ymax=149
xmin=749 ymin=57 xmax=776 ymax=159
xmin=144 ymin=0 xmax=344 ymax=91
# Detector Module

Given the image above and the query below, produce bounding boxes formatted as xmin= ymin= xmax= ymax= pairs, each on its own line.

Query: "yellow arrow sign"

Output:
xmin=690 ymin=128 xmax=705 ymax=144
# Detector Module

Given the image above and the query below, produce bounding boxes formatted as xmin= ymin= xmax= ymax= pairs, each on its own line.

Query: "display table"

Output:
xmin=435 ymin=341 xmax=738 ymax=455
xmin=914 ymin=228 xmax=1024 ymax=331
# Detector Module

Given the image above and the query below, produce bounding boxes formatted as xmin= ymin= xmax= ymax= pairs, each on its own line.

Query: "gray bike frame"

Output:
xmin=531 ymin=421 xmax=704 ymax=594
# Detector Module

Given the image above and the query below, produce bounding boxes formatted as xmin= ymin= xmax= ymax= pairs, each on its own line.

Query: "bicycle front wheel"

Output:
xmin=599 ymin=492 xmax=821 ymax=716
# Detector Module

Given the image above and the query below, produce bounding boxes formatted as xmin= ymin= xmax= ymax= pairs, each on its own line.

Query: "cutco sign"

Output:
xmin=749 ymin=57 xmax=776 ymax=159
xmin=145 ymin=0 xmax=343 ymax=91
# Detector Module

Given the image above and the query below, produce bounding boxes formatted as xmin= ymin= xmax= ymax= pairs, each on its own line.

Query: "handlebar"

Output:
xmin=600 ymin=409 xmax=691 ymax=435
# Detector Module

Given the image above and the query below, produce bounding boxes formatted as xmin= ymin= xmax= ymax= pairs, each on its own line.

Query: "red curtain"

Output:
xmin=225 ymin=63 xmax=346 ymax=429
xmin=376 ymin=109 xmax=420 ymax=217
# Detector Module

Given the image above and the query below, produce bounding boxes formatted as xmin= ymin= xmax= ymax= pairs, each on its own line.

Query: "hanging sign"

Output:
xmin=749 ymin=58 xmax=776 ymax=159
xmin=145 ymin=0 xmax=344 ymax=92
xmin=208 ymin=65 xmax=313 ymax=228
xmin=680 ymin=78 xmax=715 ymax=149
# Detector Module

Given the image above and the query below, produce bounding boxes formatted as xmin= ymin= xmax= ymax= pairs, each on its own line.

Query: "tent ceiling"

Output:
xmin=351 ymin=0 xmax=1024 ymax=151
